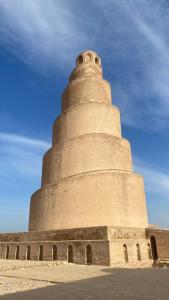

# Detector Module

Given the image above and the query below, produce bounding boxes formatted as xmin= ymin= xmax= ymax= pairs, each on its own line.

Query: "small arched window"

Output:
xmin=16 ymin=245 xmax=19 ymax=260
xmin=136 ymin=244 xmax=141 ymax=261
xmin=123 ymin=244 xmax=128 ymax=263
xmin=86 ymin=244 xmax=92 ymax=264
xmin=52 ymin=245 xmax=57 ymax=261
xmin=68 ymin=245 xmax=73 ymax=263
xmin=6 ymin=245 xmax=9 ymax=259
xmin=39 ymin=245 xmax=43 ymax=261
xmin=26 ymin=245 xmax=31 ymax=260
xmin=95 ymin=56 xmax=100 ymax=65
xmin=86 ymin=53 xmax=92 ymax=62
xmin=77 ymin=55 xmax=83 ymax=65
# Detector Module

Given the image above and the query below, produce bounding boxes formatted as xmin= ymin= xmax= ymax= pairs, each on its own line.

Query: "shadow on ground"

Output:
xmin=1 ymin=267 xmax=169 ymax=300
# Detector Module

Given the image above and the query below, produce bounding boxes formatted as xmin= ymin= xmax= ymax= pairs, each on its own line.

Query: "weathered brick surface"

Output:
xmin=108 ymin=227 xmax=146 ymax=240
xmin=0 ymin=226 xmax=108 ymax=242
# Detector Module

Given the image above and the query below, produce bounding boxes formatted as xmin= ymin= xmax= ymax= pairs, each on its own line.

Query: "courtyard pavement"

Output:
xmin=0 ymin=260 xmax=169 ymax=299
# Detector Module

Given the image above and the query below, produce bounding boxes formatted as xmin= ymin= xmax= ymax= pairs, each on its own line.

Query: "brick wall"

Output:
xmin=146 ymin=228 xmax=169 ymax=260
xmin=0 ymin=240 xmax=110 ymax=266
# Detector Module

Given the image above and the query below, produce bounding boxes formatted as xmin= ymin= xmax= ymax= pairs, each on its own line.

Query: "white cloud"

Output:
xmin=134 ymin=157 xmax=169 ymax=198
xmin=122 ymin=1 xmax=169 ymax=128
xmin=0 ymin=132 xmax=51 ymax=231
xmin=0 ymin=0 xmax=88 ymax=72
xmin=0 ymin=132 xmax=50 ymax=180
xmin=0 ymin=0 xmax=169 ymax=131
xmin=0 ymin=132 xmax=50 ymax=149
xmin=93 ymin=0 xmax=169 ymax=131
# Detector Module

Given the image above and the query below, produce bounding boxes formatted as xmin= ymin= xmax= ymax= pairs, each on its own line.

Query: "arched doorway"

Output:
xmin=123 ymin=244 xmax=128 ymax=263
xmin=52 ymin=245 xmax=57 ymax=261
xmin=136 ymin=244 xmax=141 ymax=261
xmin=39 ymin=245 xmax=43 ymax=261
xmin=150 ymin=236 xmax=158 ymax=260
xmin=16 ymin=245 xmax=19 ymax=260
xmin=68 ymin=245 xmax=73 ymax=263
xmin=6 ymin=245 xmax=9 ymax=259
xmin=86 ymin=244 xmax=92 ymax=264
xmin=26 ymin=245 xmax=31 ymax=260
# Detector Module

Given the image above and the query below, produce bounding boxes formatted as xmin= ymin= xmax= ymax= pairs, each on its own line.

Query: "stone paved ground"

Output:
xmin=0 ymin=260 xmax=169 ymax=299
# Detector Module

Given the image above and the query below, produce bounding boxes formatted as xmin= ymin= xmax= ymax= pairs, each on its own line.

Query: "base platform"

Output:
xmin=0 ymin=226 xmax=168 ymax=266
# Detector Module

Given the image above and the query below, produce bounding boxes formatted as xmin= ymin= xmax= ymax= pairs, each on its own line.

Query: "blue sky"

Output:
xmin=0 ymin=0 xmax=169 ymax=232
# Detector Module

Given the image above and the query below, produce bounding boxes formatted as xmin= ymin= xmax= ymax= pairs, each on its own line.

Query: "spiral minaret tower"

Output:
xmin=29 ymin=50 xmax=148 ymax=231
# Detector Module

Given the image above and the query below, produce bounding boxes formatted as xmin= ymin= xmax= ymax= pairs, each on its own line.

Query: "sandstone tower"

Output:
xmin=29 ymin=50 xmax=148 ymax=231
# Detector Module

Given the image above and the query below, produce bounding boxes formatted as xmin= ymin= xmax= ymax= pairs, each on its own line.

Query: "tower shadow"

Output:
xmin=0 ymin=267 xmax=169 ymax=300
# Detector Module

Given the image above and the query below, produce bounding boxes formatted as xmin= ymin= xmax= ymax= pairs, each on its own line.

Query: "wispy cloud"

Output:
xmin=95 ymin=0 xmax=169 ymax=131
xmin=0 ymin=0 xmax=88 ymax=72
xmin=0 ymin=132 xmax=50 ymax=181
xmin=134 ymin=157 xmax=169 ymax=198
xmin=120 ymin=0 xmax=169 ymax=129
xmin=0 ymin=132 xmax=50 ymax=149
xmin=0 ymin=132 xmax=50 ymax=231
xmin=0 ymin=0 xmax=169 ymax=131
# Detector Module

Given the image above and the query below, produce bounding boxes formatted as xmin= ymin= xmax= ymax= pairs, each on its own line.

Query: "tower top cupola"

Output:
xmin=76 ymin=50 xmax=101 ymax=67
xmin=69 ymin=50 xmax=102 ymax=82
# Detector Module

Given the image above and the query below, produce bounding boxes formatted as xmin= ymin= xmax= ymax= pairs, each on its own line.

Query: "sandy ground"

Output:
xmin=0 ymin=260 xmax=169 ymax=299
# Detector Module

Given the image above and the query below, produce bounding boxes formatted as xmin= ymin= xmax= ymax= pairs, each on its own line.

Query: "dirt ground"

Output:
xmin=0 ymin=260 xmax=169 ymax=299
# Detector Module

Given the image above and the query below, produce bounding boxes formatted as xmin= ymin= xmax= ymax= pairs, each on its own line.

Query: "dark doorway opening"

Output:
xmin=6 ymin=245 xmax=9 ymax=259
xmin=136 ymin=244 xmax=141 ymax=261
xmin=16 ymin=245 xmax=19 ymax=260
xmin=39 ymin=245 xmax=43 ymax=261
xmin=52 ymin=245 xmax=57 ymax=261
xmin=123 ymin=244 xmax=128 ymax=263
xmin=150 ymin=236 xmax=158 ymax=260
xmin=68 ymin=245 xmax=73 ymax=263
xmin=26 ymin=245 xmax=31 ymax=260
xmin=86 ymin=244 xmax=92 ymax=264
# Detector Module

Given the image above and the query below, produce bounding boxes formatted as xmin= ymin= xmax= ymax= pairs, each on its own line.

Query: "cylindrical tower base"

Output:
xmin=29 ymin=171 xmax=148 ymax=231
